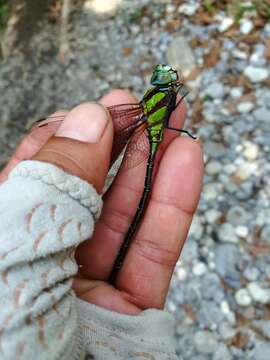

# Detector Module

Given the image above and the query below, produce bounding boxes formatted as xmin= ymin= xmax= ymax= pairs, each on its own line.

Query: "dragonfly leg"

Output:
xmin=165 ymin=125 xmax=196 ymax=139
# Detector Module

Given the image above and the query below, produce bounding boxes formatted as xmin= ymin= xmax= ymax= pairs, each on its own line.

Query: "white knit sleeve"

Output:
xmin=0 ymin=160 xmax=178 ymax=360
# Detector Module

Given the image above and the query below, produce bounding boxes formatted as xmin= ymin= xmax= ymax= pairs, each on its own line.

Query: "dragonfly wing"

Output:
xmin=107 ymin=103 xmax=143 ymax=134
xmin=119 ymin=128 xmax=149 ymax=170
xmin=29 ymin=114 xmax=67 ymax=130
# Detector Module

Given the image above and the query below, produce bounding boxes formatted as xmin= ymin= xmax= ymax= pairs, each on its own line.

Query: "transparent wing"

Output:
xmin=115 ymin=125 xmax=150 ymax=171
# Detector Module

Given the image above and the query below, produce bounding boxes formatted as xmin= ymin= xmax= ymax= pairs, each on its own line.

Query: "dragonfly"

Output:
xmin=32 ymin=64 xmax=196 ymax=286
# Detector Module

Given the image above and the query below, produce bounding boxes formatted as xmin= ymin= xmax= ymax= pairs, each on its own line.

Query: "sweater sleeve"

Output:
xmin=0 ymin=160 xmax=178 ymax=360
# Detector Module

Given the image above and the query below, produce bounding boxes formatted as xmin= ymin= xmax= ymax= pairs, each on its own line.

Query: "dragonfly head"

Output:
xmin=150 ymin=64 xmax=178 ymax=87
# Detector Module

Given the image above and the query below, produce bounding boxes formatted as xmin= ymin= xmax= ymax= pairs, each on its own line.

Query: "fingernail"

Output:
xmin=55 ymin=103 xmax=109 ymax=143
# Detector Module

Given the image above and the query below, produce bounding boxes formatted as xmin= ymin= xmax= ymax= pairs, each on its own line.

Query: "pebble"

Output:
xmin=230 ymin=87 xmax=243 ymax=98
xmin=192 ymin=262 xmax=207 ymax=276
xmin=243 ymin=267 xmax=260 ymax=281
xmin=240 ymin=19 xmax=254 ymax=35
xmin=252 ymin=341 xmax=270 ymax=360
xmin=204 ymin=141 xmax=226 ymax=158
xmin=205 ymin=160 xmax=222 ymax=175
xmin=244 ymin=66 xmax=269 ymax=83
xmin=261 ymin=225 xmax=270 ymax=244
xmin=189 ymin=215 xmax=204 ymax=240
xmin=178 ymin=3 xmax=199 ymax=16
xmin=205 ymin=209 xmax=221 ymax=224
xmin=242 ymin=141 xmax=259 ymax=160
xmin=237 ymin=101 xmax=254 ymax=114
xmin=194 ymin=331 xmax=218 ymax=354
xmin=247 ymin=282 xmax=270 ymax=304
xmin=217 ymin=223 xmax=238 ymax=243
xmin=253 ymin=107 xmax=270 ymax=123
xmin=253 ymin=320 xmax=270 ymax=338
xmin=205 ymin=82 xmax=224 ymax=98
xmin=166 ymin=35 xmax=196 ymax=77
xmin=227 ymin=206 xmax=250 ymax=225
xmin=219 ymin=322 xmax=237 ymax=340
xmin=219 ymin=17 xmax=234 ymax=33
xmin=235 ymin=288 xmax=252 ymax=307
xmin=235 ymin=225 xmax=248 ymax=238
xmin=213 ymin=343 xmax=232 ymax=360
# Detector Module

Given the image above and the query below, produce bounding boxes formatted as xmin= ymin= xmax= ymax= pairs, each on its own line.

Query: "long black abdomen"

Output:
xmin=108 ymin=150 xmax=156 ymax=285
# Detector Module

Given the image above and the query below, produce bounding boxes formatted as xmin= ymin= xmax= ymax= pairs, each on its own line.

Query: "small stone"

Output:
xmin=193 ymin=262 xmax=207 ymax=276
xmin=203 ymin=183 xmax=223 ymax=201
xmin=206 ymin=160 xmax=222 ymax=175
xmin=240 ymin=19 xmax=254 ymax=35
xmin=176 ymin=267 xmax=187 ymax=281
xmin=213 ymin=344 xmax=232 ymax=360
xmin=194 ymin=331 xmax=218 ymax=354
xmin=247 ymin=282 xmax=270 ymax=304
xmin=166 ymin=35 xmax=196 ymax=77
xmin=223 ymin=163 xmax=237 ymax=175
xmin=235 ymin=288 xmax=252 ymax=307
xmin=230 ymin=87 xmax=243 ymax=98
xmin=253 ymin=107 xmax=270 ymax=123
xmin=205 ymin=82 xmax=224 ymax=99
xmin=217 ymin=223 xmax=238 ymax=243
xmin=252 ymin=341 xmax=270 ymax=360
xmin=219 ymin=322 xmax=237 ymax=340
xmin=227 ymin=206 xmax=250 ymax=225
xmin=204 ymin=141 xmax=226 ymax=158
xmin=205 ymin=209 xmax=222 ymax=224
xmin=189 ymin=215 xmax=203 ymax=239
xmin=232 ymin=49 xmax=248 ymax=60
xmin=235 ymin=226 xmax=248 ymax=238
xmin=243 ymin=267 xmax=260 ymax=281
xmin=237 ymin=101 xmax=254 ymax=114
xmin=178 ymin=3 xmax=199 ymax=16
xmin=244 ymin=66 xmax=269 ymax=83
xmin=253 ymin=320 xmax=270 ymax=338
xmin=219 ymin=17 xmax=234 ymax=32
xmin=243 ymin=141 xmax=259 ymax=160
xmin=215 ymin=244 xmax=240 ymax=288
xmin=261 ymin=225 xmax=270 ymax=244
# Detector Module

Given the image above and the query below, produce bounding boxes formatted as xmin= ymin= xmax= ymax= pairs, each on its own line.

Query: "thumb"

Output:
xmin=32 ymin=102 xmax=113 ymax=193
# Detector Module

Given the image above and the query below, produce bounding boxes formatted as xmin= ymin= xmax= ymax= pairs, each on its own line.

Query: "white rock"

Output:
xmin=205 ymin=209 xmax=222 ymax=224
xmin=206 ymin=161 xmax=222 ymax=175
xmin=235 ymin=288 xmax=252 ymax=307
xmin=166 ymin=35 xmax=196 ymax=77
xmin=244 ymin=66 xmax=269 ymax=83
xmin=217 ymin=223 xmax=238 ymax=243
xmin=237 ymin=101 xmax=254 ymax=114
xmin=189 ymin=215 xmax=203 ymax=239
xmin=232 ymin=49 xmax=248 ymax=60
xmin=193 ymin=262 xmax=207 ymax=276
xmin=194 ymin=331 xmax=218 ymax=354
xmin=243 ymin=141 xmax=259 ymax=160
xmin=230 ymin=87 xmax=243 ymax=99
xmin=219 ymin=17 xmax=234 ymax=32
xmin=247 ymin=282 xmax=270 ymax=304
xmin=240 ymin=19 xmax=254 ymax=34
xmin=223 ymin=163 xmax=237 ymax=175
xmin=176 ymin=267 xmax=187 ymax=281
xmin=235 ymin=225 xmax=248 ymax=238
xmin=206 ymin=82 xmax=224 ymax=98
xmin=178 ymin=3 xmax=199 ymax=16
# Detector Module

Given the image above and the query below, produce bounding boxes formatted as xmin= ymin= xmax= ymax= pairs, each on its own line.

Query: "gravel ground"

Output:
xmin=1 ymin=1 xmax=270 ymax=359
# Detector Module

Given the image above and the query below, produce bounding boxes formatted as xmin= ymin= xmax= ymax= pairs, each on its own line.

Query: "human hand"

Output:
xmin=0 ymin=90 xmax=203 ymax=315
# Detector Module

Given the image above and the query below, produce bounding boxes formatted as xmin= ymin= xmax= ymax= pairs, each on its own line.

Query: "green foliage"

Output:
xmin=202 ymin=94 xmax=213 ymax=102
xmin=233 ymin=2 xmax=256 ymax=22
xmin=0 ymin=0 xmax=9 ymax=30
xmin=203 ymin=0 xmax=217 ymax=15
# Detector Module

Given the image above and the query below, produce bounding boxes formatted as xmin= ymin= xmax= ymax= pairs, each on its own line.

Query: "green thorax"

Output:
xmin=142 ymin=86 xmax=170 ymax=154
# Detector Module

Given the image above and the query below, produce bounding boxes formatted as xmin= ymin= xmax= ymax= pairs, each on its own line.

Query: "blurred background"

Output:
xmin=0 ymin=0 xmax=270 ymax=359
